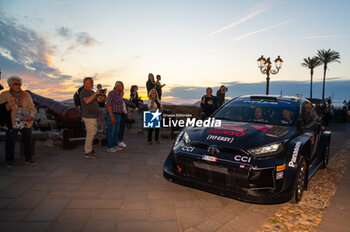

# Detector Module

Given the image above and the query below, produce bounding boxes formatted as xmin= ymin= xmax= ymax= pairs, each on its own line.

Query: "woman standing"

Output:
xmin=147 ymin=89 xmax=162 ymax=145
xmin=216 ymin=85 xmax=227 ymax=108
xmin=0 ymin=76 xmax=37 ymax=166
xmin=146 ymin=73 xmax=156 ymax=95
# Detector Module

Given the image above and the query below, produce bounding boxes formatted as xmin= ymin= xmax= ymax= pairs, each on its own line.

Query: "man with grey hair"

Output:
xmin=80 ymin=77 xmax=106 ymax=158
xmin=106 ymin=81 xmax=125 ymax=152
xmin=0 ymin=75 xmax=37 ymax=167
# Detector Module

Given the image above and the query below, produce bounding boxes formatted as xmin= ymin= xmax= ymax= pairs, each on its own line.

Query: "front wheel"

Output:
xmin=290 ymin=156 xmax=307 ymax=204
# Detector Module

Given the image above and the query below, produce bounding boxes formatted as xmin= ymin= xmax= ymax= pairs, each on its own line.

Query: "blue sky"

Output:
xmin=0 ymin=0 xmax=349 ymax=103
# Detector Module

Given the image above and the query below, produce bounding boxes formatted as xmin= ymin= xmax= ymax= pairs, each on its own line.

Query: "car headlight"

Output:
xmin=249 ymin=142 xmax=282 ymax=157
xmin=183 ymin=131 xmax=191 ymax=144
xmin=173 ymin=130 xmax=191 ymax=150
xmin=174 ymin=130 xmax=185 ymax=147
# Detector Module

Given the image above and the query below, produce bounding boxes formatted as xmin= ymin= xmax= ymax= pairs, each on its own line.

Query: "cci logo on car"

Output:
xmin=181 ymin=146 xmax=195 ymax=152
xmin=207 ymin=145 xmax=220 ymax=155
xmin=234 ymin=155 xmax=252 ymax=163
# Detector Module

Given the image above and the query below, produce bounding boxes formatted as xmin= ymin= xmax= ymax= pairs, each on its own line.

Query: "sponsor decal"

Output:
xmin=219 ymin=124 xmax=247 ymax=132
xmin=206 ymin=128 xmax=245 ymax=137
xmin=250 ymin=124 xmax=275 ymax=132
xmin=207 ymin=146 xmax=220 ymax=155
xmin=176 ymin=165 xmax=182 ymax=172
xmin=181 ymin=146 xmax=195 ymax=152
xmin=206 ymin=134 xmax=234 ymax=143
xmin=276 ymin=171 xmax=284 ymax=180
xmin=202 ymin=155 xmax=218 ymax=162
xmin=276 ymin=164 xmax=286 ymax=172
xmin=143 ymin=110 xmax=161 ymax=128
xmin=288 ymin=141 xmax=302 ymax=167
xmin=234 ymin=155 xmax=252 ymax=163
xmin=241 ymin=100 xmax=278 ymax=105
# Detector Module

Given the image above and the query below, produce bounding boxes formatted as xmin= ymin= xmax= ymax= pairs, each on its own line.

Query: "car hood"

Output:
xmin=187 ymin=120 xmax=294 ymax=150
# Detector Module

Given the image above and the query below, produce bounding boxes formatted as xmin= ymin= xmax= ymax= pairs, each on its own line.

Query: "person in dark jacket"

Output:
xmin=155 ymin=75 xmax=166 ymax=100
xmin=146 ymin=73 xmax=156 ymax=94
xmin=147 ymin=89 xmax=162 ymax=145
xmin=0 ymin=79 xmax=12 ymax=130
xmin=96 ymin=84 xmax=107 ymax=132
xmin=130 ymin=85 xmax=143 ymax=106
xmin=216 ymin=85 xmax=227 ymax=107
xmin=200 ymin=88 xmax=217 ymax=119
xmin=0 ymin=103 xmax=12 ymax=129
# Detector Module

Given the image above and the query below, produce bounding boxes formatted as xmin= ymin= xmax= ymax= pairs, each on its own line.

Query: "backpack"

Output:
xmin=73 ymin=86 xmax=84 ymax=107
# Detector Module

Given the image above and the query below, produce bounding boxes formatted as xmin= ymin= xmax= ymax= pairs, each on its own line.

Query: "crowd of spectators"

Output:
xmin=315 ymin=98 xmax=350 ymax=125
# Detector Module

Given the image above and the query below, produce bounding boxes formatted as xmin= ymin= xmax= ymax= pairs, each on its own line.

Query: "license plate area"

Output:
xmin=193 ymin=161 xmax=228 ymax=175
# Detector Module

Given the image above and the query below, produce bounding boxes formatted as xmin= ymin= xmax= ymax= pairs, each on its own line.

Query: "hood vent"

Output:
xmin=265 ymin=126 xmax=289 ymax=138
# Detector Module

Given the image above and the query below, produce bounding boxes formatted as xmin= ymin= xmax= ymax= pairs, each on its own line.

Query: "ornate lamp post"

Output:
xmin=257 ymin=55 xmax=283 ymax=95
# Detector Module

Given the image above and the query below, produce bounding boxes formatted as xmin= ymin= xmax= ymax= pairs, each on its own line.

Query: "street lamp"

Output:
xmin=257 ymin=55 xmax=283 ymax=95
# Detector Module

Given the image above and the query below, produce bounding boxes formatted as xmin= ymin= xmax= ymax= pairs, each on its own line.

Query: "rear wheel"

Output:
xmin=320 ymin=141 xmax=330 ymax=169
xmin=290 ymin=156 xmax=307 ymax=203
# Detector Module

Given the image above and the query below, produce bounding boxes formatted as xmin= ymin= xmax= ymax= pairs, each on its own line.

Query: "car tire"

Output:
xmin=290 ymin=156 xmax=307 ymax=204
xmin=320 ymin=141 xmax=330 ymax=169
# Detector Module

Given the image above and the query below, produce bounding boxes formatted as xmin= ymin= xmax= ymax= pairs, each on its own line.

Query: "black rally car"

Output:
xmin=163 ymin=95 xmax=331 ymax=204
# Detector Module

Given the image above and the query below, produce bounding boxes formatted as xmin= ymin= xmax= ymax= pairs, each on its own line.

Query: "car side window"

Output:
xmin=302 ymin=103 xmax=314 ymax=125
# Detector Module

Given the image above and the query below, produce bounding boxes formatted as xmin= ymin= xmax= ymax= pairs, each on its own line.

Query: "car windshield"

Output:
xmin=213 ymin=99 xmax=299 ymax=126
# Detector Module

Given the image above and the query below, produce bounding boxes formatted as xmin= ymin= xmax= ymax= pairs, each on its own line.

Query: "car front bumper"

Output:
xmin=163 ymin=152 xmax=294 ymax=204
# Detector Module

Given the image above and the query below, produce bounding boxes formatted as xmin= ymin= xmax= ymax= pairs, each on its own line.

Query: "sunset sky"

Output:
xmin=0 ymin=0 xmax=349 ymax=103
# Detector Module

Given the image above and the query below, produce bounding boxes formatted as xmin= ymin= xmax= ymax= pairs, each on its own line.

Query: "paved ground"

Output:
xmin=317 ymin=123 xmax=350 ymax=232
xmin=317 ymin=165 xmax=350 ymax=232
xmin=0 ymin=123 xmax=349 ymax=232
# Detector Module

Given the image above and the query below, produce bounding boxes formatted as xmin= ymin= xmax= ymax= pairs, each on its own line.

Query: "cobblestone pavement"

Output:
xmin=258 ymin=123 xmax=350 ymax=232
xmin=0 ymin=133 xmax=280 ymax=232
xmin=258 ymin=141 xmax=350 ymax=231
xmin=0 ymin=123 xmax=349 ymax=232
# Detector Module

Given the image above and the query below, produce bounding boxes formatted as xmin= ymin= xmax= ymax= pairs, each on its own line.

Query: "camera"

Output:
xmin=99 ymin=89 xmax=107 ymax=94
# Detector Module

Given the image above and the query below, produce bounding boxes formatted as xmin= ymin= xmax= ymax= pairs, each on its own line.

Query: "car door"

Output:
xmin=301 ymin=102 xmax=321 ymax=164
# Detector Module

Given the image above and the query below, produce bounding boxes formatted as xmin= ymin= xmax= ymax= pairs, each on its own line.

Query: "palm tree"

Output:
xmin=317 ymin=49 xmax=341 ymax=100
xmin=301 ymin=56 xmax=321 ymax=99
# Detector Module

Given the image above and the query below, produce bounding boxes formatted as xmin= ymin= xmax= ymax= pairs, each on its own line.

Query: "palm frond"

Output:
xmin=317 ymin=48 xmax=341 ymax=64
xmin=301 ymin=56 xmax=321 ymax=69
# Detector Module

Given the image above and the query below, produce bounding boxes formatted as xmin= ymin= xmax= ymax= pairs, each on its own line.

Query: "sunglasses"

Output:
xmin=13 ymin=83 xmax=22 ymax=86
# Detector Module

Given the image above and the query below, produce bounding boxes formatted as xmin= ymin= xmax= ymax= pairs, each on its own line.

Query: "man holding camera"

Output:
xmin=80 ymin=77 xmax=106 ymax=158
xmin=200 ymin=87 xmax=218 ymax=119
